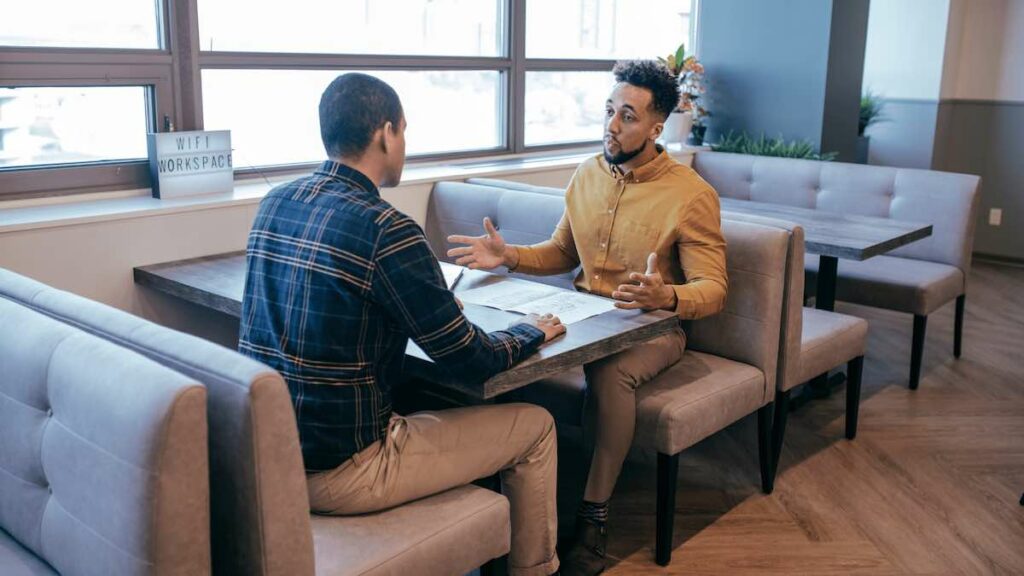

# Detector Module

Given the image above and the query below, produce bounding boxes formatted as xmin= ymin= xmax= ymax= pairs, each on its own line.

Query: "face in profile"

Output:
xmin=603 ymin=82 xmax=663 ymax=166
xmin=381 ymin=115 xmax=407 ymax=188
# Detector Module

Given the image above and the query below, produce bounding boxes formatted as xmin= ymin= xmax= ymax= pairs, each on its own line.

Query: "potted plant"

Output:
xmin=658 ymin=43 xmax=709 ymax=145
xmin=857 ymin=90 xmax=886 ymax=163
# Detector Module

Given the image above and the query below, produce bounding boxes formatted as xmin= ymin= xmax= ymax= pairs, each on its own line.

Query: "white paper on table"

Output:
xmin=458 ymin=282 xmax=616 ymax=325
xmin=509 ymin=291 xmax=616 ymax=325
xmin=458 ymin=281 xmax=558 ymax=309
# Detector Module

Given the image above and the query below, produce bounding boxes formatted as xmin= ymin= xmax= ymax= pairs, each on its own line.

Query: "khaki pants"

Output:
xmin=583 ymin=327 xmax=687 ymax=502
xmin=307 ymin=403 xmax=559 ymax=576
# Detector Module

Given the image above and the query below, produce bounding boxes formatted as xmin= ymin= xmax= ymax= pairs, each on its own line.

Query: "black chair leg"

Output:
xmin=846 ymin=356 xmax=864 ymax=440
xmin=954 ymin=294 xmax=965 ymax=358
xmin=910 ymin=315 xmax=928 ymax=390
xmin=656 ymin=452 xmax=680 ymax=567
xmin=758 ymin=403 xmax=774 ymax=494
xmin=770 ymin=389 xmax=791 ymax=480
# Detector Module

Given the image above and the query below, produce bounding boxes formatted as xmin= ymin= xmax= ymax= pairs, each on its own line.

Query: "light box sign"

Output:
xmin=147 ymin=130 xmax=233 ymax=199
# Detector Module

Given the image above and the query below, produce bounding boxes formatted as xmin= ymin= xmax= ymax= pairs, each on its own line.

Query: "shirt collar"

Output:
xmin=604 ymin=144 xmax=673 ymax=183
xmin=314 ymin=160 xmax=379 ymax=196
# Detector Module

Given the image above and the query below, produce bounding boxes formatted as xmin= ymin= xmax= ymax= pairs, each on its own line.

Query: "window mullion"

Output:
xmin=168 ymin=0 xmax=203 ymax=130
xmin=509 ymin=0 xmax=526 ymax=154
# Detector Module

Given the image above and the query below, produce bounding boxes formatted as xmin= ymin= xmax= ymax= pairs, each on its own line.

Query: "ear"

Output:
xmin=379 ymin=121 xmax=393 ymax=153
xmin=651 ymin=120 xmax=664 ymax=141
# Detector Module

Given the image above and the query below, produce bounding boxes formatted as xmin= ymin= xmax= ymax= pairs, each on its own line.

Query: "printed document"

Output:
xmin=457 ymin=281 xmax=616 ymax=325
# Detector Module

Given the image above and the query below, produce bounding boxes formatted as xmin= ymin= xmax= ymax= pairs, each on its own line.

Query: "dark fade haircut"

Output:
xmin=319 ymin=73 xmax=403 ymax=158
xmin=611 ymin=60 xmax=681 ymax=121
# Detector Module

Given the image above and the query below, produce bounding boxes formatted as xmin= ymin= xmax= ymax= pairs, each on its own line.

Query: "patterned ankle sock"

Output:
xmin=577 ymin=499 xmax=609 ymax=526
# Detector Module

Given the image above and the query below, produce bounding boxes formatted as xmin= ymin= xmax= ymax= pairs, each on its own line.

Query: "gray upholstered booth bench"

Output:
xmin=693 ymin=151 xmax=981 ymax=389
xmin=0 ymin=268 xmax=511 ymax=576
xmin=0 ymin=285 xmax=211 ymax=575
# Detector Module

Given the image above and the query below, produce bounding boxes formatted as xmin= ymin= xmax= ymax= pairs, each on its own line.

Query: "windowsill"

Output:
xmin=0 ymin=143 xmax=705 ymax=234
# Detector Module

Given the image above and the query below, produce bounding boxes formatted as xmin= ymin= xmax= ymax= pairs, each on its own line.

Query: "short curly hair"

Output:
xmin=612 ymin=60 xmax=681 ymax=121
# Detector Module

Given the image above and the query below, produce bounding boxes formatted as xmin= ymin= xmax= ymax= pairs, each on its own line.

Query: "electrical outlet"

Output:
xmin=989 ymin=208 xmax=1002 ymax=226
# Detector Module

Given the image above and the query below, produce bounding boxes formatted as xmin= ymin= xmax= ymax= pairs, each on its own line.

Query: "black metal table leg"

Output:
xmin=816 ymin=255 xmax=838 ymax=312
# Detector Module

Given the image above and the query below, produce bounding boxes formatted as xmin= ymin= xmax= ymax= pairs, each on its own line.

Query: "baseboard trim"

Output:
xmin=973 ymin=252 xmax=1024 ymax=268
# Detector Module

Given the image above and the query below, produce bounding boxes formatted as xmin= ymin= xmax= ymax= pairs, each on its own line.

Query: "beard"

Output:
xmin=603 ymin=138 xmax=648 ymax=166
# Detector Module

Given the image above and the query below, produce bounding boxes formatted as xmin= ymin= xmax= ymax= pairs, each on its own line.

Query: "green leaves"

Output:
xmin=660 ymin=43 xmax=687 ymax=76
xmin=859 ymin=90 xmax=886 ymax=136
xmin=711 ymin=131 xmax=837 ymax=161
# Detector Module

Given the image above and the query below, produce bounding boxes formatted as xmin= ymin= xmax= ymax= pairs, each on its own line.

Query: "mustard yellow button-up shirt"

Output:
xmin=514 ymin=148 xmax=728 ymax=319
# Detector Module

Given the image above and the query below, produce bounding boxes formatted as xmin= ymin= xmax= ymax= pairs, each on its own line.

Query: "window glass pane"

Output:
xmin=525 ymin=71 xmax=612 ymax=147
xmin=198 ymin=0 xmax=504 ymax=56
xmin=202 ymin=70 xmax=503 ymax=168
xmin=0 ymin=1 xmax=161 ymax=49
xmin=0 ymin=87 xmax=149 ymax=169
xmin=527 ymin=0 xmax=694 ymax=60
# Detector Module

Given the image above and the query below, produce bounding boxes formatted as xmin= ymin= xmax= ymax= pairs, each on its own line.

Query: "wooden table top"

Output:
xmin=720 ymin=198 xmax=932 ymax=260
xmin=134 ymin=252 xmax=679 ymax=399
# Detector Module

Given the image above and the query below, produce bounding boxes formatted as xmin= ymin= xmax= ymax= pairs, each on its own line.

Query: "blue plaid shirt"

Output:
xmin=239 ymin=161 xmax=544 ymax=472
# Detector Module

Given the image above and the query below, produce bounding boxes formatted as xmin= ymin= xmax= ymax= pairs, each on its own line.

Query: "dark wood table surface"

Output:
xmin=720 ymin=197 xmax=932 ymax=311
xmin=134 ymin=252 xmax=679 ymax=400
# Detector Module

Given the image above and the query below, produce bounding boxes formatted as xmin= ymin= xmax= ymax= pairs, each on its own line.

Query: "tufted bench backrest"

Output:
xmin=0 ymin=268 xmax=314 ymax=576
xmin=0 ymin=296 xmax=209 ymax=576
xmin=692 ymin=151 xmax=981 ymax=275
xmin=425 ymin=181 xmax=578 ymax=289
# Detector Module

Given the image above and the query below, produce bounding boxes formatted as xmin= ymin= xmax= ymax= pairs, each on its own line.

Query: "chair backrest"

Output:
xmin=0 ymin=296 xmax=210 ymax=576
xmin=693 ymin=151 xmax=981 ymax=274
xmin=721 ymin=214 xmax=806 ymax=393
xmin=0 ymin=268 xmax=314 ymax=576
xmin=682 ymin=219 xmax=790 ymax=401
xmin=425 ymin=181 xmax=578 ymax=289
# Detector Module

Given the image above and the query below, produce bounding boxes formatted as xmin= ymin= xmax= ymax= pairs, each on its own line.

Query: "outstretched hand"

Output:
xmin=446 ymin=217 xmax=511 ymax=270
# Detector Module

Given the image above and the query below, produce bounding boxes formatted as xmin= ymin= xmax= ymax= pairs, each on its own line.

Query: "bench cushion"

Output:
xmin=796 ymin=308 xmax=869 ymax=387
xmin=805 ymin=254 xmax=964 ymax=316
xmin=311 ymin=485 xmax=510 ymax=576
xmin=0 ymin=531 xmax=57 ymax=576
xmin=635 ymin=351 xmax=766 ymax=456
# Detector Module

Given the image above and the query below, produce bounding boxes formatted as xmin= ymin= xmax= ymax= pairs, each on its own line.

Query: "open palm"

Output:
xmin=446 ymin=217 xmax=507 ymax=270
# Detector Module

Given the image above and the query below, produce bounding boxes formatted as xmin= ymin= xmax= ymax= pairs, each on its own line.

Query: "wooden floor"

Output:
xmin=557 ymin=261 xmax=1024 ymax=575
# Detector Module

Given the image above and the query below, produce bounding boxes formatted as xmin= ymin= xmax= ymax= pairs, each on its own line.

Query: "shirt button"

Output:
xmin=607 ymin=209 xmax=613 ymax=214
xmin=594 ymin=274 xmax=600 ymax=280
xmin=600 ymin=242 xmax=606 ymax=248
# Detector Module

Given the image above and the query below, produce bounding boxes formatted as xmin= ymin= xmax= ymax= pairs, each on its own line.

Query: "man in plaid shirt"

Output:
xmin=239 ymin=73 xmax=564 ymax=575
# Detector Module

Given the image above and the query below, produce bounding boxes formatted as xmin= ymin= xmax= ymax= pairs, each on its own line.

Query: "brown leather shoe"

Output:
xmin=560 ymin=519 xmax=607 ymax=576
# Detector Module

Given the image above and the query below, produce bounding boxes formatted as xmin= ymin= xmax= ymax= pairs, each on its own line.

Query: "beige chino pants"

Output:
xmin=306 ymin=403 xmax=559 ymax=576
xmin=582 ymin=327 xmax=687 ymax=502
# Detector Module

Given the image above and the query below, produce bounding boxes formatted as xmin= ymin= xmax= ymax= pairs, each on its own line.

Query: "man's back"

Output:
xmin=240 ymin=162 xmax=407 ymax=471
xmin=240 ymin=161 xmax=546 ymax=472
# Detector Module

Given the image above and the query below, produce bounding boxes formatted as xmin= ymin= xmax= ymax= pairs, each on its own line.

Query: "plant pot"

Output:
xmin=661 ymin=111 xmax=693 ymax=145
xmin=856 ymin=135 xmax=870 ymax=164
xmin=688 ymin=124 xmax=708 ymax=146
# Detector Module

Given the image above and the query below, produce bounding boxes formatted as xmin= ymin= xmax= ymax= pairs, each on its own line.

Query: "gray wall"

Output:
xmin=865 ymin=99 xmax=940 ymax=169
xmin=934 ymin=100 xmax=1024 ymax=259
xmin=700 ymin=0 xmax=869 ymax=161
xmin=867 ymin=98 xmax=1024 ymax=259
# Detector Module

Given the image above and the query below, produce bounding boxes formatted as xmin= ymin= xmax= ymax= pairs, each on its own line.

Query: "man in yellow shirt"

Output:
xmin=448 ymin=60 xmax=728 ymax=574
